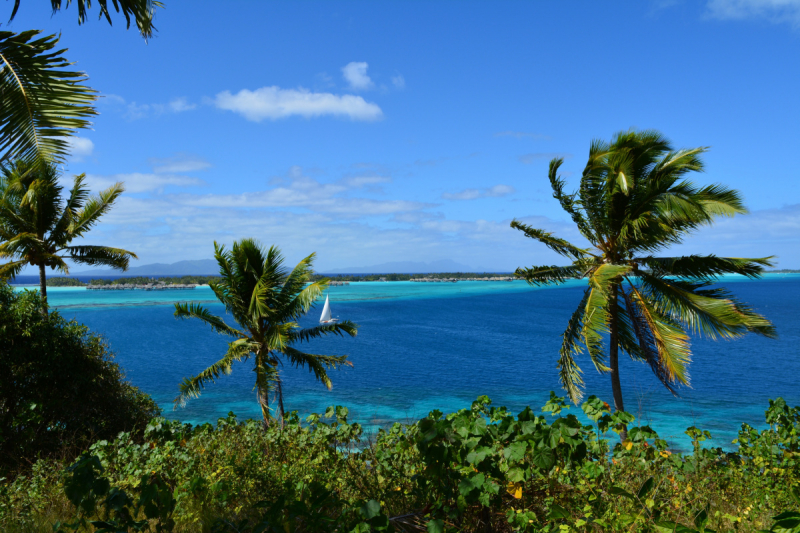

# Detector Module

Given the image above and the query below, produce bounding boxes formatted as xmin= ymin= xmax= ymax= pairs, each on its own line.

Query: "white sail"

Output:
xmin=320 ymin=294 xmax=332 ymax=323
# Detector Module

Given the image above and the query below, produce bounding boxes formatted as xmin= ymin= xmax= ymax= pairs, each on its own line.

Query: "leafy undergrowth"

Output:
xmin=1 ymin=395 xmax=799 ymax=532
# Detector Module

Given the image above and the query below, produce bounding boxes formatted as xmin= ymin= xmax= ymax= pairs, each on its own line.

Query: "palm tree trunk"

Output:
xmin=609 ymin=283 xmax=627 ymax=441
xmin=38 ymin=263 xmax=48 ymax=316
xmin=255 ymin=362 xmax=271 ymax=428
xmin=276 ymin=375 xmax=286 ymax=428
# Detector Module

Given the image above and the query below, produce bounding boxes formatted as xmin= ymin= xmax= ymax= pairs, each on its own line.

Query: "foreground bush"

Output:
xmin=1 ymin=396 xmax=798 ymax=532
xmin=0 ymin=283 xmax=160 ymax=475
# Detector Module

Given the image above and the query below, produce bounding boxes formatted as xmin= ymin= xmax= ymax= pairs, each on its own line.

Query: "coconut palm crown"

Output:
xmin=511 ymin=129 xmax=775 ymax=414
xmin=174 ymin=239 xmax=358 ymax=425
xmin=0 ymin=159 xmax=137 ymax=312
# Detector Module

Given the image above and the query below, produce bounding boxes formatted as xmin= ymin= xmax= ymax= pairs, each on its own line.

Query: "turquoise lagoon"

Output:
xmin=15 ymin=274 xmax=800 ymax=450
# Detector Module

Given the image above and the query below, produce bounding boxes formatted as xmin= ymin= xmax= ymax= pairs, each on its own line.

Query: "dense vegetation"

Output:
xmin=46 ymin=277 xmax=88 ymax=287
xmin=0 ymin=284 xmax=160 ymax=475
xmin=1 ymin=395 xmax=798 ymax=532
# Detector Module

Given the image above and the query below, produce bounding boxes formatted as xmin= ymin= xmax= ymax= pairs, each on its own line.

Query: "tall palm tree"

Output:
xmin=0 ymin=159 xmax=137 ymax=313
xmin=174 ymin=239 xmax=358 ymax=426
xmin=511 ymin=130 xmax=775 ymax=427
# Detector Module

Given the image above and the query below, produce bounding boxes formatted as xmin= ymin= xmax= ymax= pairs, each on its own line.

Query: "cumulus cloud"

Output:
xmin=341 ymin=61 xmax=374 ymax=90
xmin=67 ymin=137 xmax=94 ymax=161
xmin=442 ymin=185 xmax=515 ymax=201
xmin=149 ymin=153 xmax=211 ymax=173
xmin=706 ymin=0 xmax=800 ymax=26
xmin=214 ymin=86 xmax=383 ymax=122
xmin=518 ymin=153 xmax=572 ymax=164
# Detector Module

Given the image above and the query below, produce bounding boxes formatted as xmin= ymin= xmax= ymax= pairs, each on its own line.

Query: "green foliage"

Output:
xmin=46 ymin=276 xmax=87 ymax=286
xmin=0 ymin=159 xmax=137 ymax=311
xmin=174 ymin=239 xmax=358 ymax=424
xmin=512 ymin=130 xmax=776 ymax=411
xmin=0 ymin=31 xmax=97 ymax=166
xmin=0 ymin=283 xmax=160 ymax=476
xmin=6 ymin=1 xmax=163 ymax=40
xmin=1 ymin=395 xmax=798 ymax=532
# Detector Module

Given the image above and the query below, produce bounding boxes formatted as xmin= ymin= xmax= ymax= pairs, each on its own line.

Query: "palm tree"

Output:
xmin=1 ymin=2 xmax=162 ymax=168
xmin=0 ymin=159 xmax=137 ymax=313
xmin=511 ymin=130 xmax=775 ymax=429
xmin=7 ymin=1 xmax=162 ymax=39
xmin=173 ymin=239 xmax=358 ymax=426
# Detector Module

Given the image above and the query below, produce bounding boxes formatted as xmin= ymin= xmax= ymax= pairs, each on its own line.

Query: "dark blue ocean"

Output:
xmin=15 ymin=275 xmax=800 ymax=450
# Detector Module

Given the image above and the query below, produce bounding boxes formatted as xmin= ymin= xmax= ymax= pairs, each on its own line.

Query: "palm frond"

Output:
xmin=556 ymin=288 xmax=591 ymax=403
xmin=625 ymin=283 xmax=691 ymax=387
xmin=288 ymin=320 xmax=359 ymax=344
xmin=67 ymin=180 xmax=124 ymax=239
xmin=49 ymin=173 xmax=89 ymax=243
xmin=0 ymin=31 xmax=97 ymax=165
xmin=638 ymin=255 xmax=773 ymax=281
xmin=514 ymin=263 xmax=588 ymax=286
xmin=510 ymin=219 xmax=589 ymax=259
xmin=174 ymin=340 xmax=251 ymax=407
xmin=64 ymin=245 xmax=137 ymax=270
xmin=0 ymin=258 xmax=26 ymax=280
xmin=282 ymin=346 xmax=351 ymax=390
xmin=174 ymin=302 xmax=245 ymax=338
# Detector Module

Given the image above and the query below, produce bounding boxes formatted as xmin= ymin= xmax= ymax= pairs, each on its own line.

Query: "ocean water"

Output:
xmin=14 ymin=274 xmax=800 ymax=451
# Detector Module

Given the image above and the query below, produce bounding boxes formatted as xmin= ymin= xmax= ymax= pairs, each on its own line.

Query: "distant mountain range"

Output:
xmin=72 ymin=259 xmax=220 ymax=276
xmin=69 ymin=258 xmax=505 ymax=277
xmin=323 ymin=259 xmax=496 ymax=274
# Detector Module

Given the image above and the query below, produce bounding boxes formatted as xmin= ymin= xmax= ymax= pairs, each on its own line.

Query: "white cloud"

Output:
xmin=168 ymin=97 xmax=197 ymax=112
xmin=442 ymin=184 xmax=515 ymax=201
xmin=214 ymin=86 xmax=383 ymax=122
xmin=341 ymin=61 xmax=374 ymax=90
xmin=149 ymin=153 xmax=211 ymax=173
xmin=85 ymin=173 xmax=206 ymax=194
xmin=391 ymin=74 xmax=405 ymax=89
xmin=706 ymin=0 xmax=800 ymax=26
xmin=101 ymin=94 xmax=198 ymax=120
xmin=67 ymin=137 xmax=94 ymax=161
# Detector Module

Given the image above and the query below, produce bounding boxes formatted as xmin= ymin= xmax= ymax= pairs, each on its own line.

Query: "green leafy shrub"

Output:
xmin=1 ymin=396 xmax=798 ymax=532
xmin=0 ymin=283 xmax=160 ymax=475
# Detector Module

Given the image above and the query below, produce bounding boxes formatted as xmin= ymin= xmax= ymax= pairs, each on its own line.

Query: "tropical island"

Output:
xmin=0 ymin=3 xmax=798 ymax=533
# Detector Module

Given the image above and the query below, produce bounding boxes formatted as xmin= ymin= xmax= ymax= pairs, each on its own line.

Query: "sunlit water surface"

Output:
xmin=14 ymin=274 xmax=800 ymax=451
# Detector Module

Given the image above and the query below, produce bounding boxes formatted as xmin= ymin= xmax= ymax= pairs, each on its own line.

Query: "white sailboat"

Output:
xmin=319 ymin=294 xmax=339 ymax=324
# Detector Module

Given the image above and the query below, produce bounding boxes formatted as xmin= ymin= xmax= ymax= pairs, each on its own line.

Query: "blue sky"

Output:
xmin=7 ymin=0 xmax=800 ymax=272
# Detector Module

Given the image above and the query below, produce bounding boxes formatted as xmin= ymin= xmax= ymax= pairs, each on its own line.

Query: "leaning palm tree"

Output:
xmin=174 ymin=239 xmax=358 ymax=426
xmin=512 ymin=129 xmax=775 ymax=425
xmin=0 ymin=159 xmax=137 ymax=313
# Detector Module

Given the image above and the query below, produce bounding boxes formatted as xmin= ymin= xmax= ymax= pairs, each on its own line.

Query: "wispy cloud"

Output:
xmin=66 ymin=137 xmax=94 ymax=161
xmin=518 ymin=153 xmax=572 ymax=164
xmin=103 ymin=94 xmax=198 ymax=120
xmin=442 ymin=185 xmax=515 ymax=201
xmin=391 ymin=74 xmax=405 ymax=89
xmin=341 ymin=61 xmax=374 ymax=90
xmin=706 ymin=0 xmax=800 ymax=27
xmin=148 ymin=153 xmax=211 ymax=173
xmin=85 ymin=173 xmax=206 ymax=194
xmin=214 ymin=86 xmax=383 ymax=122
xmin=495 ymin=131 xmax=552 ymax=140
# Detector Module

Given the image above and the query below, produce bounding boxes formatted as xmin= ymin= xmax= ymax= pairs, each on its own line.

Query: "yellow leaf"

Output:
xmin=506 ymin=482 xmax=523 ymax=499
xmin=623 ymin=440 xmax=633 ymax=451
